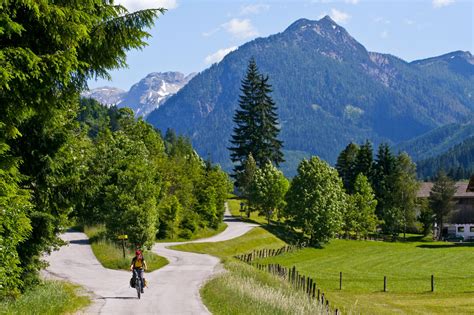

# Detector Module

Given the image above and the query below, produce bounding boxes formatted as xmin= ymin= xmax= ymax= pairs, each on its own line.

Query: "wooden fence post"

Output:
xmin=384 ymin=276 xmax=387 ymax=292
xmin=312 ymin=282 xmax=316 ymax=299
xmin=431 ymin=275 xmax=434 ymax=292
xmin=339 ymin=272 xmax=342 ymax=290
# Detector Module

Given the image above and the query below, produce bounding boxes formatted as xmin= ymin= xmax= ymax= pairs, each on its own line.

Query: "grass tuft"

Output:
xmin=0 ymin=280 xmax=89 ymax=315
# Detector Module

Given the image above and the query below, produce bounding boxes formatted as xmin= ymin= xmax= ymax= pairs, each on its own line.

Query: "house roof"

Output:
xmin=417 ymin=182 xmax=474 ymax=198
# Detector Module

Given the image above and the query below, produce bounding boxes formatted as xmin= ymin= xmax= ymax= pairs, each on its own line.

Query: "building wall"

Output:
xmin=446 ymin=223 xmax=474 ymax=240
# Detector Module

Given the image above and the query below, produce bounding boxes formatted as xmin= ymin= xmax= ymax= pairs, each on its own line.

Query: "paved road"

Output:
xmin=44 ymin=209 xmax=258 ymax=314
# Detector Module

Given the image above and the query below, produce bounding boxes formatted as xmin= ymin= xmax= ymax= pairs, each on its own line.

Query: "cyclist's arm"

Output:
xmin=143 ymin=260 xmax=148 ymax=271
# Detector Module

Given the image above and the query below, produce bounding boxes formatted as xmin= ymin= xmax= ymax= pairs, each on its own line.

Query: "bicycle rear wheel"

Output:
xmin=136 ymin=277 xmax=141 ymax=299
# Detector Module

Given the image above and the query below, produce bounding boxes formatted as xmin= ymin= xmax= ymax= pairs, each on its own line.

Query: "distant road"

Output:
xmin=44 ymin=206 xmax=258 ymax=314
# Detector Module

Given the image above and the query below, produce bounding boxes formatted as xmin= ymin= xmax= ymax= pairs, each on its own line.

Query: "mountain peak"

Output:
xmin=283 ymin=17 xmax=366 ymax=61
xmin=318 ymin=15 xmax=337 ymax=26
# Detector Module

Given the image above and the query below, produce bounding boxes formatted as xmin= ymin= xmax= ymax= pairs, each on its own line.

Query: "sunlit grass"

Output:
xmin=172 ymin=227 xmax=285 ymax=258
xmin=202 ymin=260 xmax=325 ymax=315
xmin=260 ymin=239 xmax=474 ymax=314
xmin=83 ymin=225 xmax=168 ymax=271
xmin=0 ymin=280 xmax=90 ymax=315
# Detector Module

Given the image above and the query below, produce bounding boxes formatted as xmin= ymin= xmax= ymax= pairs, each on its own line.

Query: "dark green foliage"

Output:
xmin=229 ymin=58 xmax=284 ymax=186
xmin=395 ymin=122 xmax=474 ymax=162
xmin=74 ymin=99 xmax=232 ymax=244
xmin=429 ymin=172 xmax=457 ymax=240
xmin=336 ymin=142 xmax=359 ymax=193
xmin=0 ymin=0 xmax=162 ymax=295
xmin=336 ymin=141 xmax=420 ymax=237
xmin=416 ymin=136 xmax=474 ymax=180
xmin=354 ymin=140 xmax=374 ymax=182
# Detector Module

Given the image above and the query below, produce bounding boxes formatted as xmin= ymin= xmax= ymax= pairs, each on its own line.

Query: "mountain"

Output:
xmin=84 ymin=72 xmax=195 ymax=117
xmin=82 ymin=87 xmax=125 ymax=106
xmin=146 ymin=16 xmax=474 ymax=174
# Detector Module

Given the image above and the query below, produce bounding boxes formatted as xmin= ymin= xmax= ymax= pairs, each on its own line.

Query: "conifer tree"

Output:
xmin=429 ymin=172 xmax=457 ymax=240
xmin=354 ymin=140 xmax=374 ymax=181
xmin=336 ymin=142 xmax=359 ymax=193
xmin=229 ymin=58 xmax=284 ymax=187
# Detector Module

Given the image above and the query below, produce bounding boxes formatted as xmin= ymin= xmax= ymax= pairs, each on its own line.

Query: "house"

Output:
xmin=417 ymin=176 xmax=474 ymax=241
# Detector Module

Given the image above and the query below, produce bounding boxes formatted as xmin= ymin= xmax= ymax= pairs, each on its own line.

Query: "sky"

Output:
xmin=87 ymin=0 xmax=474 ymax=91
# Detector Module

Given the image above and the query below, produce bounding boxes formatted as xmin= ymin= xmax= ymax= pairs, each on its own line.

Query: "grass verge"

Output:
xmin=0 ymin=280 xmax=90 ymax=315
xmin=83 ymin=225 xmax=168 ymax=271
xmin=172 ymin=227 xmax=285 ymax=258
xmin=201 ymin=260 xmax=324 ymax=315
xmin=173 ymin=227 xmax=328 ymax=314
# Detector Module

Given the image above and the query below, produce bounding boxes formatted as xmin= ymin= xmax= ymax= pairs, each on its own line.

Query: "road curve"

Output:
xmin=44 ymin=208 xmax=258 ymax=314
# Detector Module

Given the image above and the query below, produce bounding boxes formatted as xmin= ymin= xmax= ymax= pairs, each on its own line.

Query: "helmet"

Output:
xmin=135 ymin=250 xmax=142 ymax=256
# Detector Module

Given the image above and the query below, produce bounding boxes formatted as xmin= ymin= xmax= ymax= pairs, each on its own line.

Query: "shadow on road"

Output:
xmin=98 ymin=296 xmax=138 ymax=300
xmin=223 ymin=216 xmax=243 ymax=223
xmin=69 ymin=239 xmax=90 ymax=245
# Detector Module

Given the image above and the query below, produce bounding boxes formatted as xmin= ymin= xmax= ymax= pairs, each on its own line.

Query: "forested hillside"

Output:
xmin=416 ymin=136 xmax=474 ymax=180
xmin=147 ymin=16 xmax=474 ymax=174
xmin=395 ymin=122 xmax=474 ymax=161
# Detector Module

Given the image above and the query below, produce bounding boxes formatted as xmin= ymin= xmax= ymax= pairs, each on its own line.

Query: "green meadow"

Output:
xmin=175 ymin=200 xmax=474 ymax=314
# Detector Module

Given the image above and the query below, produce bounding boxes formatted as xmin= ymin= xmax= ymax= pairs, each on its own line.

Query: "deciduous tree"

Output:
xmin=284 ymin=157 xmax=345 ymax=246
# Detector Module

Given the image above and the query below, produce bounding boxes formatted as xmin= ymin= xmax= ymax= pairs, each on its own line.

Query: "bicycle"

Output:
xmin=132 ymin=269 xmax=143 ymax=299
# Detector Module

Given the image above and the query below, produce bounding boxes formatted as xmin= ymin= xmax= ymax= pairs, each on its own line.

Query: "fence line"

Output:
xmin=235 ymin=246 xmax=339 ymax=314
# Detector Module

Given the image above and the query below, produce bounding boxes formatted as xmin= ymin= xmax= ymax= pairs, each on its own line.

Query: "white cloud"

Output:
xmin=240 ymin=4 xmax=270 ymax=15
xmin=432 ymin=0 xmax=455 ymax=8
xmin=202 ymin=27 xmax=220 ymax=37
xmin=404 ymin=19 xmax=415 ymax=25
xmin=330 ymin=9 xmax=351 ymax=24
xmin=374 ymin=17 xmax=390 ymax=24
xmin=117 ymin=0 xmax=177 ymax=11
xmin=345 ymin=0 xmax=359 ymax=4
xmin=381 ymin=30 xmax=389 ymax=39
xmin=205 ymin=46 xmax=238 ymax=65
xmin=222 ymin=18 xmax=259 ymax=39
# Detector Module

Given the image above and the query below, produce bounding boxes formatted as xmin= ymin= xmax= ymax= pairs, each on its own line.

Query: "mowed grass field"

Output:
xmin=258 ymin=239 xmax=474 ymax=314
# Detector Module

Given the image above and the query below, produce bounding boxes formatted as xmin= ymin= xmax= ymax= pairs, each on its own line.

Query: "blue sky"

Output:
xmin=88 ymin=0 xmax=474 ymax=91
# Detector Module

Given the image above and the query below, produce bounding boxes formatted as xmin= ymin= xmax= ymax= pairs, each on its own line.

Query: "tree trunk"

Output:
xmin=438 ymin=218 xmax=443 ymax=241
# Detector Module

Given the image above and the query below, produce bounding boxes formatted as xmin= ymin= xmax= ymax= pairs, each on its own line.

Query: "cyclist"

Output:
xmin=130 ymin=250 xmax=147 ymax=293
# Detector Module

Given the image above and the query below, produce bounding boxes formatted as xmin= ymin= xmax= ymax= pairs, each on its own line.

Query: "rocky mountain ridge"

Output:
xmin=83 ymin=72 xmax=195 ymax=117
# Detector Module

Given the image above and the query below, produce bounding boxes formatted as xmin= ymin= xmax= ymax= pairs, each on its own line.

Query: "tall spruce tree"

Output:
xmin=229 ymin=58 xmax=283 ymax=187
